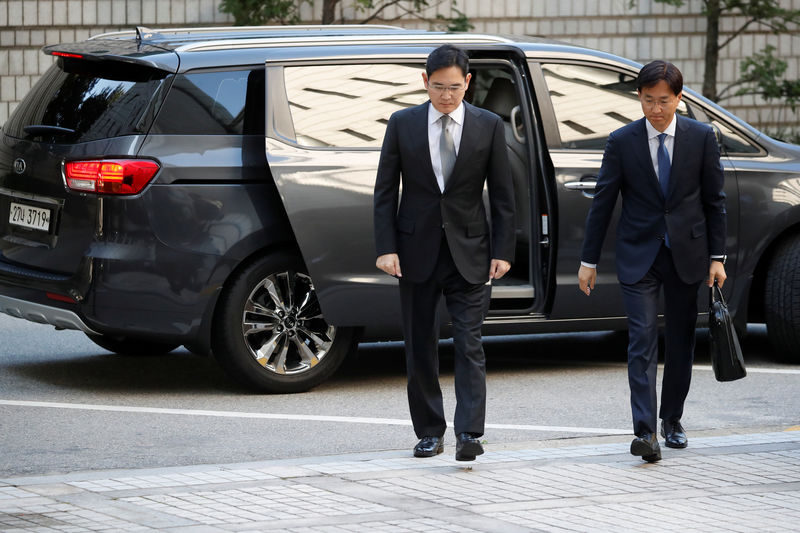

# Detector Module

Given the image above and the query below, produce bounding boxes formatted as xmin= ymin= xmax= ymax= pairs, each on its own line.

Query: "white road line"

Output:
xmin=0 ymin=399 xmax=629 ymax=435
xmin=694 ymin=365 xmax=800 ymax=375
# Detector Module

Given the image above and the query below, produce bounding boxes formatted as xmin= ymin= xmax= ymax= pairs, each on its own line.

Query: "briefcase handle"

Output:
xmin=709 ymin=280 xmax=725 ymax=307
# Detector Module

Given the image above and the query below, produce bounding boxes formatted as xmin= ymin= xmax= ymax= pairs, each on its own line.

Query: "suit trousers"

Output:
xmin=398 ymin=234 xmax=490 ymax=439
xmin=619 ymin=244 xmax=701 ymax=437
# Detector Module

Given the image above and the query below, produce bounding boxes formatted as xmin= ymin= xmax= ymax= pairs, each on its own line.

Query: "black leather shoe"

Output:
xmin=413 ymin=436 xmax=444 ymax=458
xmin=661 ymin=419 xmax=688 ymax=449
xmin=455 ymin=432 xmax=484 ymax=461
xmin=630 ymin=432 xmax=661 ymax=462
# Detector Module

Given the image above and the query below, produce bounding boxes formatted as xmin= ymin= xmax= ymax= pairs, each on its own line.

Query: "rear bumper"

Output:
xmin=0 ymin=293 xmax=98 ymax=333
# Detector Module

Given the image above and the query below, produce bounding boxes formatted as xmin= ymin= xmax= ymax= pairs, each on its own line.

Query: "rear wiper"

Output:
xmin=23 ymin=125 xmax=76 ymax=136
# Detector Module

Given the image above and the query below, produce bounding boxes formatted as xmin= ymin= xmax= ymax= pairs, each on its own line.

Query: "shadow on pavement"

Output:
xmin=343 ymin=324 xmax=781 ymax=381
xmin=2 ymin=325 xmax=780 ymax=394
xmin=4 ymin=349 xmax=250 ymax=394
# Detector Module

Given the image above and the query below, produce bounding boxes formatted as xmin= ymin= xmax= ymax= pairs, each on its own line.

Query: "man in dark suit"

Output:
xmin=578 ymin=60 xmax=727 ymax=462
xmin=373 ymin=45 xmax=515 ymax=461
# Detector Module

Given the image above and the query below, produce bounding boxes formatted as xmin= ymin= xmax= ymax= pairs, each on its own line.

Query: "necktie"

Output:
xmin=657 ymin=133 xmax=670 ymax=197
xmin=658 ymin=132 xmax=671 ymax=247
xmin=439 ymin=114 xmax=456 ymax=185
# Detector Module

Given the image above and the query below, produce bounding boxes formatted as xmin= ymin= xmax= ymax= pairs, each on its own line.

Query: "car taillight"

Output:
xmin=64 ymin=160 xmax=160 ymax=195
xmin=50 ymin=51 xmax=84 ymax=59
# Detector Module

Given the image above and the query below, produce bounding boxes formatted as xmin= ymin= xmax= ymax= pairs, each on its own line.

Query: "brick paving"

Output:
xmin=1 ymin=430 xmax=798 ymax=532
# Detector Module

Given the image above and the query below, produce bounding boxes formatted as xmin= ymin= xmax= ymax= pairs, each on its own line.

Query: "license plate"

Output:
xmin=8 ymin=202 xmax=51 ymax=232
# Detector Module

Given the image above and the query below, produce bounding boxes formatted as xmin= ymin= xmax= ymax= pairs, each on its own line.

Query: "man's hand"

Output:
xmin=376 ymin=253 xmax=402 ymax=278
xmin=578 ymin=265 xmax=596 ymax=296
xmin=489 ymin=259 xmax=511 ymax=280
xmin=708 ymin=260 xmax=727 ymax=288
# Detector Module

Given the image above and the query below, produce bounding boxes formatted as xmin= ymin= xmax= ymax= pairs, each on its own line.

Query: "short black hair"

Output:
xmin=426 ymin=44 xmax=469 ymax=77
xmin=637 ymin=60 xmax=683 ymax=95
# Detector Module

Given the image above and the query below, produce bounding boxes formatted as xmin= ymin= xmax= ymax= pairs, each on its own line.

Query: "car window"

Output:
xmin=281 ymin=64 xmax=428 ymax=148
xmin=152 ymin=68 xmax=265 ymax=135
xmin=3 ymin=57 xmax=168 ymax=143
xmin=542 ymin=63 xmax=688 ymax=150
xmin=681 ymin=101 xmax=761 ymax=155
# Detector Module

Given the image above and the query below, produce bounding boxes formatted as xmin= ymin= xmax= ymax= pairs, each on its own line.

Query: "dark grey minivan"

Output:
xmin=1 ymin=25 xmax=798 ymax=392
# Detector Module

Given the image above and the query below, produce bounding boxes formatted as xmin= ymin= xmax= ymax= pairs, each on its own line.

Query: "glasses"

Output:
xmin=642 ymin=98 xmax=674 ymax=109
xmin=428 ymin=83 xmax=466 ymax=95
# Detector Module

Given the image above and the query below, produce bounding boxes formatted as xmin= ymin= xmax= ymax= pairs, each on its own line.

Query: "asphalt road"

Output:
xmin=1 ymin=314 xmax=798 ymax=478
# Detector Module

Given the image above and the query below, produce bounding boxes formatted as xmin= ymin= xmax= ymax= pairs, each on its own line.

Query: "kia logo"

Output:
xmin=13 ymin=158 xmax=26 ymax=175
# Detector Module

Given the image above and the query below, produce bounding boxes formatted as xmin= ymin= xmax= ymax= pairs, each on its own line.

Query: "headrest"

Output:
xmin=481 ymin=77 xmax=517 ymax=119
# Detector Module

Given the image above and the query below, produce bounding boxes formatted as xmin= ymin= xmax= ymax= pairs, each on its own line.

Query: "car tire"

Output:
xmin=765 ymin=235 xmax=800 ymax=362
xmin=212 ymin=252 xmax=357 ymax=393
xmin=86 ymin=333 xmax=180 ymax=356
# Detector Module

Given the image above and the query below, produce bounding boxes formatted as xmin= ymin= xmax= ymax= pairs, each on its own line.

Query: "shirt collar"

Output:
xmin=428 ymin=101 xmax=465 ymax=126
xmin=645 ymin=114 xmax=678 ymax=139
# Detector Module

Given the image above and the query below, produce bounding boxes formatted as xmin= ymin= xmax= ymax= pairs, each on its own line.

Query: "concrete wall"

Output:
xmin=2 ymin=0 xmax=799 ymax=133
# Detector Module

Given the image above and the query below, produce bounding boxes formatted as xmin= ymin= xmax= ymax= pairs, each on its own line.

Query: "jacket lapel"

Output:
xmin=410 ymin=102 xmax=438 ymax=188
xmin=668 ymin=115 xmax=690 ymax=201
xmin=632 ymin=117 xmax=666 ymax=201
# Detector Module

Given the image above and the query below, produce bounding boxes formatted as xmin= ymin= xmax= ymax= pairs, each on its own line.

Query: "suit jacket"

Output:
xmin=581 ymin=115 xmax=727 ymax=285
xmin=374 ymin=101 xmax=515 ymax=285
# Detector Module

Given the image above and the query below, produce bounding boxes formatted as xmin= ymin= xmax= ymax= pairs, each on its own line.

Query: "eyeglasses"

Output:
xmin=428 ymin=83 xmax=466 ymax=94
xmin=642 ymin=98 xmax=674 ymax=109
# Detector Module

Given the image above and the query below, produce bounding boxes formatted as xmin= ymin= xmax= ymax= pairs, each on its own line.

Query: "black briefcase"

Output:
xmin=709 ymin=282 xmax=746 ymax=382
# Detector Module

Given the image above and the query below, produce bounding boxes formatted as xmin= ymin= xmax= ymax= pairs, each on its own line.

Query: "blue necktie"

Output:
xmin=658 ymin=133 xmax=671 ymax=247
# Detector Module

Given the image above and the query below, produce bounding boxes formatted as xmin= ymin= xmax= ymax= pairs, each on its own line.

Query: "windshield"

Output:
xmin=3 ymin=57 xmax=170 ymax=143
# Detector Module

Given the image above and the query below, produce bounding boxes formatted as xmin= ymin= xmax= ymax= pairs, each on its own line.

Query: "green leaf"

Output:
xmin=219 ymin=0 xmax=307 ymax=25
xmin=736 ymin=45 xmax=800 ymax=110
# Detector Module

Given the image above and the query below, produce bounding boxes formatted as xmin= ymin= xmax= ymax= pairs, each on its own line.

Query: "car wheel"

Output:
xmin=212 ymin=253 xmax=357 ymax=393
xmin=86 ymin=333 xmax=180 ymax=355
xmin=765 ymin=235 xmax=800 ymax=362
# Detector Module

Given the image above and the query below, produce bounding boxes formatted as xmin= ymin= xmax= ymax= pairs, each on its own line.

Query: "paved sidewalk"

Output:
xmin=1 ymin=429 xmax=799 ymax=533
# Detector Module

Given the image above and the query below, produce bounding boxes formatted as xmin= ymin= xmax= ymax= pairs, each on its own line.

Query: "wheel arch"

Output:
xmin=207 ymin=244 xmax=359 ymax=392
xmin=191 ymin=241 xmax=307 ymax=358
xmin=745 ymin=222 xmax=800 ymax=324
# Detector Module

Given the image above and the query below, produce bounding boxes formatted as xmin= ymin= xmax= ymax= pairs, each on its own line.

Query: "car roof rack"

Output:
xmin=94 ymin=24 xmax=408 ymax=41
xmin=90 ymin=25 xmax=513 ymax=51
xmin=177 ymin=33 xmax=512 ymax=52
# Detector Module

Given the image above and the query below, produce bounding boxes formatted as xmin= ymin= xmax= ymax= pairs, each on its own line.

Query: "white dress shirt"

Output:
xmin=428 ymin=101 xmax=465 ymax=192
xmin=645 ymin=115 xmax=676 ymax=179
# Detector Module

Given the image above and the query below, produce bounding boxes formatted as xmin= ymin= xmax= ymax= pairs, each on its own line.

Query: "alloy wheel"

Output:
xmin=241 ymin=271 xmax=336 ymax=375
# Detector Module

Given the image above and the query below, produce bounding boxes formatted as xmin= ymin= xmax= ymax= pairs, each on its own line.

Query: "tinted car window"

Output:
xmin=3 ymin=57 xmax=168 ymax=143
xmin=543 ymin=64 xmax=640 ymax=149
xmin=152 ymin=68 xmax=265 ymax=135
xmin=683 ymin=102 xmax=761 ymax=155
xmin=281 ymin=64 xmax=427 ymax=148
xmin=543 ymin=63 xmax=688 ymax=150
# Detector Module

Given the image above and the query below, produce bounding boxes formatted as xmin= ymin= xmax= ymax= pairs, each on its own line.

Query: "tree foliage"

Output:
xmin=643 ymin=0 xmax=800 ymax=103
xmin=219 ymin=0 xmax=472 ymax=30
xmin=219 ymin=0 xmax=304 ymax=25
xmin=728 ymin=45 xmax=800 ymax=110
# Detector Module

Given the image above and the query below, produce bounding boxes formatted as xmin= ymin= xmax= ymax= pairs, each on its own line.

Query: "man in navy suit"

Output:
xmin=373 ymin=45 xmax=515 ymax=461
xmin=578 ymin=61 xmax=727 ymax=462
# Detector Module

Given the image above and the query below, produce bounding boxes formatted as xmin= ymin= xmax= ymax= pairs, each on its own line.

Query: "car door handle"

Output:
xmin=564 ymin=181 xmax=597 ymax=191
